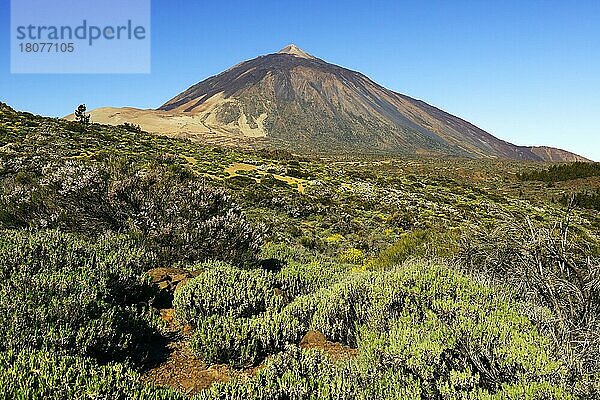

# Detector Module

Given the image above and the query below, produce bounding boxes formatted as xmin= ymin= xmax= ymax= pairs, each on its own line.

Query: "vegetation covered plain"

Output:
xmin=0 ymin=102 xmax=599 ymax=399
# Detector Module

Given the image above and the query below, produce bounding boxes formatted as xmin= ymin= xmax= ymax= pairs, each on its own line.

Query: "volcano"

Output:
xmin=82 ymin=45 xmax=588 ymax=161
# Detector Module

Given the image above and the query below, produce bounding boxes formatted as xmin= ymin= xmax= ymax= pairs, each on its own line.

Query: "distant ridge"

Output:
xmin=78 ymin=45 xmax=589 ymax=161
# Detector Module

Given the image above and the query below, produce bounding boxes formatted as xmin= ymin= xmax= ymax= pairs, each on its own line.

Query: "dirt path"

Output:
xmin=142 ymin=270 xmax=237 ymax=396
xmin=142 ymin=334 xmax=230 ymax=395
xmin=142 ymin=307 xmax=238 ymax=396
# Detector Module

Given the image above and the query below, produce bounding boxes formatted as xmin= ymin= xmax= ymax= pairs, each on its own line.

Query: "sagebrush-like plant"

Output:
xmin=0 ymin=158 xmax=264 ymax=266
xmin=457 ymin=216 xmax=600 ymax=382
xmin=0 ymin=229 xmax=159 ymax=364
xmin=174 ymin=263 xmax=278 ymax=325
xmin=0 ymin=349 xmax=183 ymax=400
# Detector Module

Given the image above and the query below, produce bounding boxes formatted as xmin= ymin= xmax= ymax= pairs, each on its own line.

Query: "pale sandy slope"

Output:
xmin=64 ymin=103 xmax=271 ymax=151
xmin=65 ymin=107 xmax=211 ymax=135
xmin=65 ymin=92 xmax=269 ymax=139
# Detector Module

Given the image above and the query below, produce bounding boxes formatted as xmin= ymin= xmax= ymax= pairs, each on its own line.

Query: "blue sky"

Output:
xmin=1 ymin=0 xmax=599 ymax=160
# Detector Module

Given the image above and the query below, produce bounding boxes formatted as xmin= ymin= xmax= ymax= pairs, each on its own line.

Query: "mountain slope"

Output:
xmin=82 ymin=45 xmax=588 ymax=161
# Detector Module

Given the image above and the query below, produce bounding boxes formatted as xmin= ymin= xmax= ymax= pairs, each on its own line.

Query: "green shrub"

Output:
xmin=196 ymin=346 xmax=422 ymax=400
xmin=0 ymin=349 xmax=183 ymax=400
xmin=118 ymin=122 xmax=143 ymax=133
xmin=189 ymin=290 xmax=323 ymax=368
xmin=260 ymin=242 xmax=316 ymax=264
xmin=196 ymin=344 xmax=572 ymax=400
xmin=367 ymin=229 xmax=442 ymax=269
xmin=0 ymin=229 xmax=159 ymax=364
xmin=183 ymin=256 xmax=570 ymax=396
xmin=276 ymin=259 xmax=348 ymax=298
xmin=174 ymin=263 xmax=278 ymax=325
xmin=339 ymin=248 xmax=366 ymax=265
xmin=190 ymin=311 xmax=304 ymax=368
xmin=363 ymin=262 xmax=565 ymax=391
xmin=311 ymin=274 xmax=372 ymax=347
xmin=457 ymin=218 xmax=600 ymax=378
xmin=196 ymin=262 xmax=571 ymax=399
xmin=377 ymin=230 xmax=429 ymax=266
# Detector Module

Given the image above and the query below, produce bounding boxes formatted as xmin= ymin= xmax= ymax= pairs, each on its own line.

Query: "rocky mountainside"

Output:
xmin=81 ymin=45 xmax=588 ymax=161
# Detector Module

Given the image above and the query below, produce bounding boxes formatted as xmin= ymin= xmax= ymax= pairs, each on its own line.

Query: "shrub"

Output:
xmin=190 ymin=312 xmax=303 ymax=367
xmin=0 ymin=229 xmax=159 ymax=364
xmin=368 ymin=263 xmax=565 ymax=390
xmin=276 ymin=259 xmax=348 ymax=298
xmin=110 ymin=168 xmax=264 ymax=265
xmin=370 ymin=228 xmax=462 ymax=270
xmin=261 ymin=242 xmax=317 ymax=264
xmin=0 ymin=349 xmax=183 ymax=400
xmin=0 ymin=158 xmax=264 ymax=266
xmin=311 ymin=274 xmax=372 ymax=347
xmin=189 ymin=291 xmax=323 ymax=368
xmin=182 ymin=254 xmax=570 ymax=395
xmin=173 ymin=263 xmax=278 ymax=325
xmin=196 ymin=345 xmax=422 ymax=400
xmin=457 ymin=217 xmax=600 ymax=378
xmin=118 ymin=122 xmax=143 ymax=133
xmin=196 ymin=344 xmax=572 ymax=400
xmin=339 ymin=248 xmax=365 ymax=265
xmin=365 ymin=229 xmax=435 ymax=270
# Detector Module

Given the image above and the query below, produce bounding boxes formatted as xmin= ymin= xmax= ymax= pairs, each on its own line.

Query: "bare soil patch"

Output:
xmin=142 ymin=339 xmax=230 ymax=396
xmin=300 ymin=330 xmax=358 ymax=359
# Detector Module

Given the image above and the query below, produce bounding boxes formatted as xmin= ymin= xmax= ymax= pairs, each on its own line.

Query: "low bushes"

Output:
xmin=190 ymin=311 xmax=305 ymax=367
xmin=276 ymin=260 xmax=348 ymax=298
xmin=0 ymin=158 xmax=264 ymax=266
xmin=177 ymin=260 xmax=324 ymax=367
xmin=0 ymin=349 xmax=183 ymax=400
xmin=196 ymin=344 xmax=573 ymax=400
xmin=311 ymin=274 xmax=372 ymax=347
xmin=457 ymin=217 xmax=600 ymax=382
xmin=173 ymin=263 xmax=279 ymax=324
xmin=365 ymin=228 xmax=460 ymax=270
xmin=178 ymin=256 xmax=571 ymax=397
xmin=110 ymin=168 xmax=263 ymax=265
xmin=0 ymin=229 xmax=159 ymax=364
xmin=195 ymin=346 xmax=423 ymax=400
xmin=309 ymin=262 xmax=566 ymax=392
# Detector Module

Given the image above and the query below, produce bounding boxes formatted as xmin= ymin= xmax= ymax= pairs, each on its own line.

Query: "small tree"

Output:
xmin=75 ymin=104 xmax=91 ymax=125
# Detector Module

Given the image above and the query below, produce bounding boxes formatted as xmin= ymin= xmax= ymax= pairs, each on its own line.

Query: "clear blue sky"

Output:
xmin=1 ymin=0 xmax=599 ymax=160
